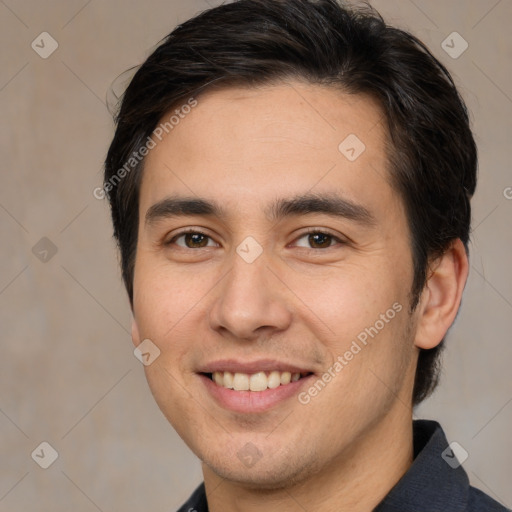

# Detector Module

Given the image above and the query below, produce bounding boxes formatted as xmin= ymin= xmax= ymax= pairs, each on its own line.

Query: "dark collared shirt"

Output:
xmin=177 ymin=420 xmax=509 ymax=512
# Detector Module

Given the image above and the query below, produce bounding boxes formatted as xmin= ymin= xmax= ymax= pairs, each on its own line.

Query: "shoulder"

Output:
xmin=467 ymin=486 xmax=510 ymax=511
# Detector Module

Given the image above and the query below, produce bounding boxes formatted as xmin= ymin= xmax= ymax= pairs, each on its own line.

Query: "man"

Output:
xmin=103 ymin=0 xmax=508 ymax=510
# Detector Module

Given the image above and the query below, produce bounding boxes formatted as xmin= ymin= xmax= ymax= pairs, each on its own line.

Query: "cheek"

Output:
xmin=133 ymin=255 xmax=207 ymax=331
xmin=285 ymin=259 xmax=415 ymax=405
xmin=285 ymin=261 xmax=406 ymax=346
xmin=132 ymin=263 xmax=212 ymax=377
xmin=143 ymin=360 xmax=204 ymax=449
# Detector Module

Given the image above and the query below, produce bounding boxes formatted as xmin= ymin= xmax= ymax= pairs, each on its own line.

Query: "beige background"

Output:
xmin=1 ymin=0 xmax=511 ymax=510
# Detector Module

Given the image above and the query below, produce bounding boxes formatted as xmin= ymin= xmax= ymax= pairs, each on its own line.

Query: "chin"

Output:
xmin=201 ymin=445 xmax=321 ymax=491
xmin=208 ymin=463 xmax=306 ymax=490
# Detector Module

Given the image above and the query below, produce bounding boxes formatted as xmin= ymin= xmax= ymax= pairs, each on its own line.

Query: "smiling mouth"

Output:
xmin=203 ymin=371 xmax=313 ymax=391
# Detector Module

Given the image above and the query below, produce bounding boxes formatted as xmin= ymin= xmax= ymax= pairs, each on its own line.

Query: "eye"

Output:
xmin=293 ymin=230 xmax=345 ymax=249
xmin=168 ymin=230 xmax=218 ymax=249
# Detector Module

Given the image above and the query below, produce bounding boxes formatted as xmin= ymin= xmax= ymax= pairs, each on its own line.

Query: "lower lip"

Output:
xmin=199 ymin=374 xmax=314 ymax=413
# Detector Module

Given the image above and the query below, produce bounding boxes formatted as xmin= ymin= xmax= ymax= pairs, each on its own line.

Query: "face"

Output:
xmin=132 ymin=82 xmax=420 ymax=488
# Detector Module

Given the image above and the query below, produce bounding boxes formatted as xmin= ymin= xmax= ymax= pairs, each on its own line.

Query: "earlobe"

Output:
xmin=414 ymin=239 xmax=469 ymax=350
xmin=131 ymin=317 xmax=141 ymax=348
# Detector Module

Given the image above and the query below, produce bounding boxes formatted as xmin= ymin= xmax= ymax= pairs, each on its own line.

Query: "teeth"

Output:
xmin=223 ymin=371 xmax=234 ymax=389
xmin=233 ymin=373 xmax=249 ymax=391
xmin=280 ymin=371 xmax=291 ymax=385
xmin=213 ymin=371 xmax=223 ymax=386
xmin=210 ymin=371 xmax=304 ymax=391
xmin=249 ymin=372 xmax=267 ymax=391
xmin=268 ymin=371 xmax=281 ymax=389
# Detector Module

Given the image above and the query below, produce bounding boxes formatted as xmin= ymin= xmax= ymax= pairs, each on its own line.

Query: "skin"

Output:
xmin=131 ymin=81 xmax=468 ymax=512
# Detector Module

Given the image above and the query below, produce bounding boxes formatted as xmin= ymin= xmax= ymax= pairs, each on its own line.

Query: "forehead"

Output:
xmin=139 ymin=81 xmax=393 ymax=218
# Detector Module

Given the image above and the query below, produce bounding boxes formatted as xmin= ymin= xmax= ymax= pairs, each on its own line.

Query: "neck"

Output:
xmin=204 ymin=404 xmax=414 ymax=512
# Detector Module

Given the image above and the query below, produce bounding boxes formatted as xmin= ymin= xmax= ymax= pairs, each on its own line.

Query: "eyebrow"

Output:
xmin=145 ymin=193 xmax=376 ymax=227
xmin=268 ymin=193 xmax=375 ymax=226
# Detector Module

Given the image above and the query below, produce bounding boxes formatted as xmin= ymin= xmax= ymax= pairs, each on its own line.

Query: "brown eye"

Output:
xmin=294 ymin=231 xmax=343 ymax=249
xmin=184 ymin=233 xmax=209 ymax=248
xmin=308 ymin=232 xmax=333 ymax=249
xmin=169 ymin=231 xmax=216 ymax=249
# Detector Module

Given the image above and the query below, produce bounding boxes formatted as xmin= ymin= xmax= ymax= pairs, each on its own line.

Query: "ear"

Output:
xmin=131 ymin=317 xmax=141 ymax=348
xmin=414 ymin=239 xmax=469 ymax=350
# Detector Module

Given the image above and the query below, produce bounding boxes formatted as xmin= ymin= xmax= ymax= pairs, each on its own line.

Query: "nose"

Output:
xmin=208 ymin=250 xmax=293 ymax=341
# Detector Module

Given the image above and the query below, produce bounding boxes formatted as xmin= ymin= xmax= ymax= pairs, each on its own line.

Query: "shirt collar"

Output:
xmin=374 ymin=419 xmax=469 ymax=512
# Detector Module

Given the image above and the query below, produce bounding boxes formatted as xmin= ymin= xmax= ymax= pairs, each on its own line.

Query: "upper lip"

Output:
xmin=198 ymin=359 xmax=314 ymax=375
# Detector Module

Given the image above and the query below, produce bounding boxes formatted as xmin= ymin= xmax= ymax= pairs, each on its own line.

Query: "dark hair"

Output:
xmin=104 ymin=0 xmax=477 ymax=405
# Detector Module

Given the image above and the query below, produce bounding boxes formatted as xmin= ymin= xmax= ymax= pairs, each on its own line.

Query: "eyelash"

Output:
xmin=166 ymin=228 xmax=346 ymax=250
